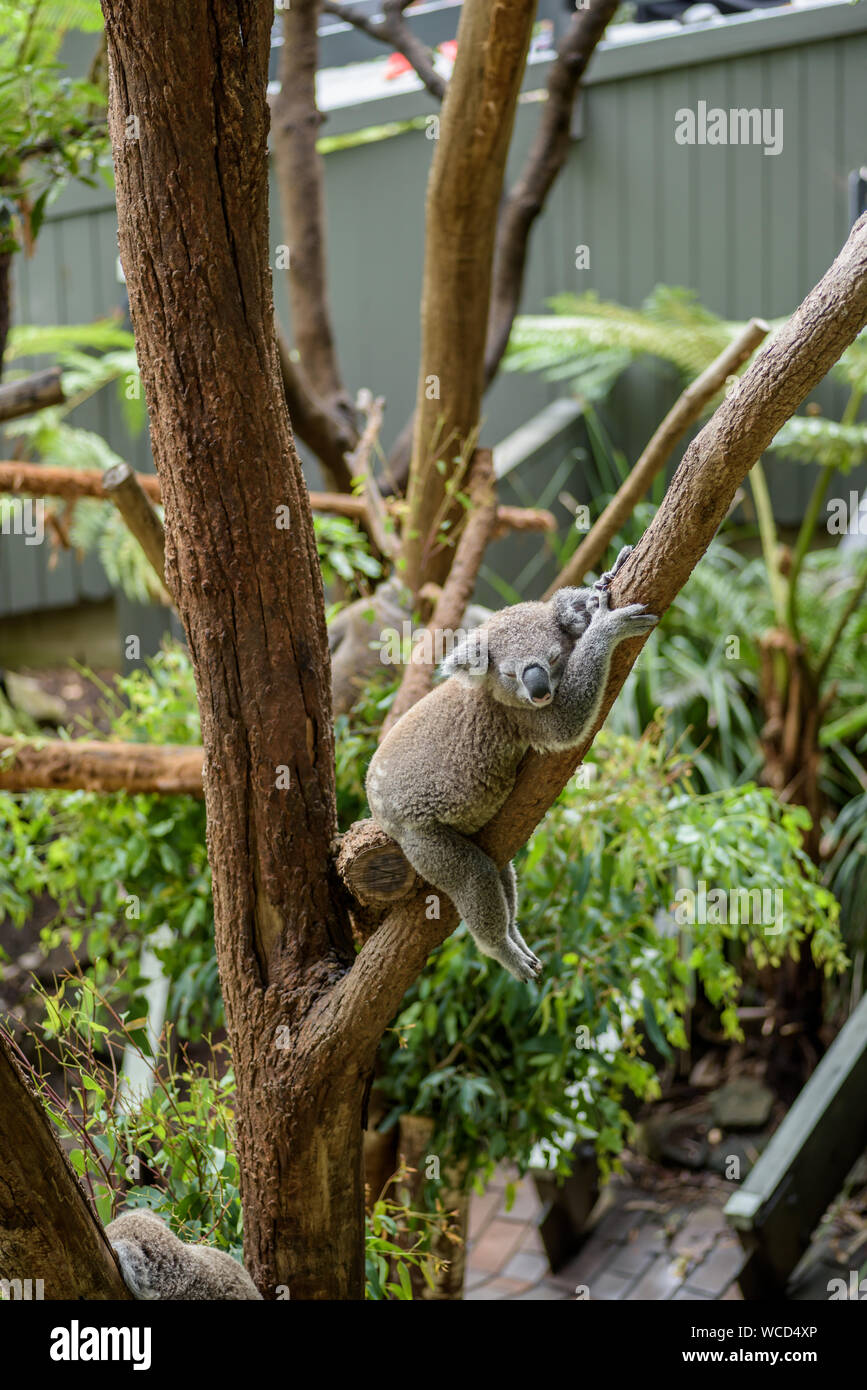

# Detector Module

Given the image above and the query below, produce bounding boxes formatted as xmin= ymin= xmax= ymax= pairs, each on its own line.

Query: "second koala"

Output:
xmin=106 ymin=1210 xmax=263 ymax=1300
xmin=366 ymin=551 xmax=657 ymax=982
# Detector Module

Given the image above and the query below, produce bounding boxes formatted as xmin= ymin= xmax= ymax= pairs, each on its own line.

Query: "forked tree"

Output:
xmin=1 ymin=0 xmax=867 ymax=1301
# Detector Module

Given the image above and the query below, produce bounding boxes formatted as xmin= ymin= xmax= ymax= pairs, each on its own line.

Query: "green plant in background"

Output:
xmin=504 ymin=286 xmax=771 ymax=402
xmin=0 ymin=648 xmax=217 ymax=1035
xmin=6 ymin=320 xmax=384 ymax=603
xmin=0 ymin=0 xmax=108 ymax=258
xmin=373 ymin=728 xmax=844 ymax=1188
xmin=5 ymin=983 xmax=447 ymax=1299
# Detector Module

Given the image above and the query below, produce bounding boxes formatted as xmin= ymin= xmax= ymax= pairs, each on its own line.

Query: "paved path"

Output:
xmin=465 ymin=1159 xmax=867 ymax=1300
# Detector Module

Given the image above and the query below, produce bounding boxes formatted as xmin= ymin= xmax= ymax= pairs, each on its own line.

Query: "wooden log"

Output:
xmin=0 ymin=736 xmax=205 ymax=797
xmin=102 ymin=460 xmax=169 ymax=595
xmin=0 ymin=462 xmax=556 ymax=534
xmin=0 ymin=367 xmax=65 ymax=423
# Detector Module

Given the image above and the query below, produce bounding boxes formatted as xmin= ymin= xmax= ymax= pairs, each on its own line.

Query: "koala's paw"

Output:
xmin=611 ymin=602 xmax=658 ymax=637
xmin=595 ymin=544 xmax=634 ymax=592
xmin=499 ymin=944 xmax=543 ymax=983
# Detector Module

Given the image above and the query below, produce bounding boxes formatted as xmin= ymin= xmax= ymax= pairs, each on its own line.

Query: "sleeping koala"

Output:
xmin=366 ymin=548 xmax=657 ymax=982
xmin=106 ymin=1210 xmax=262 ymax=1300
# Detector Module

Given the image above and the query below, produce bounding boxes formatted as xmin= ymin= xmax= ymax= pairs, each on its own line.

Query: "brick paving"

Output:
xmin=464 ymin=1164 xmax=745 ymax=1301
xmin=464 ymin=1159 xmax=867 ymax=1300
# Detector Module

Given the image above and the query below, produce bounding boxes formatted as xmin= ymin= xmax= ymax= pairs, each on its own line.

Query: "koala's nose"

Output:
xmin=522 ymin=664 xmax=551 ymax=704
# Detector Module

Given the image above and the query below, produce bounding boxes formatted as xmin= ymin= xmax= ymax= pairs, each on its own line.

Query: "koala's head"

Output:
xmin=441 ymin=593 xmax=593 ymax=710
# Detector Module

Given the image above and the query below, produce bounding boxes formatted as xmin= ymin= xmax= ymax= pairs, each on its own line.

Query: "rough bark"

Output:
xmin=0 ymin=367 xmax=65 ymax=423
xmin=101 ymin=0 xmax=360 ymax=1299
xmin=381 ymin=449 xmax=496 ymax=737
xmin=0 ymin=1031 xmax=131 ymax=1300
xmin=0 ymin=736 xmax=204 ymax=796
xmin=402 ymin=0 xmax=537 ymax=591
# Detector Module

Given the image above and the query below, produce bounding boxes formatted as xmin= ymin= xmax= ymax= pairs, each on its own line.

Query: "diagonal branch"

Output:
xmin=322 ymin=0 xmax=447 ymax=101
xmin=276 ymin=327 xmax=358 ymax=493
xmin=332 ymin=211 xmax=867 ymax=1058
xmin=546 ymin=316 xmax=771 ymax=595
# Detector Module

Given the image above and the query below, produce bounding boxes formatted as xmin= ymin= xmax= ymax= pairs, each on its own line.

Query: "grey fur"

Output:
xmin=366 ymin=548 xmax=657 ymax=982
xmin=106 ymin=1210 xmax=263 ymax=1301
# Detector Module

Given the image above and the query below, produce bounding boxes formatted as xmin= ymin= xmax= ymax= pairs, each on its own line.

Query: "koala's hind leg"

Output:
xmin=500 ymin=861 xmax=541 ymax=976
xmin=398 ymin=825 xmax=540 ymax=983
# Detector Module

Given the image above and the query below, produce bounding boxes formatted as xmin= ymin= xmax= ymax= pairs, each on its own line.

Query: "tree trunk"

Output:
xmin=101 ymin=0 xmax=362 ymax=1299
xmin=402 ymin=0 xmax=537 ymax=592
xmin=0 ymin=1032 xmax=131 ymax=1299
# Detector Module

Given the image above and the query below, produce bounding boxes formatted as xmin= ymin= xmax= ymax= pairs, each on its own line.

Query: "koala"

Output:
xmin=366 ymin=548 xmax=657 ymax=982
xmin=106 ymin=1209 xmax=263 ymax=1301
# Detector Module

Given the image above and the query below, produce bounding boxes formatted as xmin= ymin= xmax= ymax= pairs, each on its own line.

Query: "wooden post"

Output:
xmin=102 ymin=460 xmax=170 ymax=597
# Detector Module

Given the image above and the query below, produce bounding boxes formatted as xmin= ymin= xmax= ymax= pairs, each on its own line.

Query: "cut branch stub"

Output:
xmin=102 ymin=460 xmax=170 ymax=598
xmin=336 ymin=818 xmax=417 ymax=908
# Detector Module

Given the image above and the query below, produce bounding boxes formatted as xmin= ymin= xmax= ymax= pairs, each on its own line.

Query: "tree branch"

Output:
xmin=0 ymin=367 xmax=64 ymax=422
xmin=380 ymin=447 xmax=496 ymax=737
xmin=402 ymin=0 xmax=538 ymax=591
xmin=0 ymin=460 xmax=554 ymax=534
xmin=485 ymin=0 xmax=619 ymax=383
xmin=102 ymin=459 xmax=171 ymax=599
xmin=385 ymin=0 xmax=617 ymax=494
xmin=321 ymin=0 xmax=446 ymax=102
xmin=546 ymin=316 xmax=771 ymax=595
xmin=334 ymin=211 xmax=867 ymax=1052
xmin=276 ymin=327 xmax=358 ymax=493
xmin=271 ymin=0 xmax=349 ymax=406
xmin=0 ymin=736 xmax=204 ymax=795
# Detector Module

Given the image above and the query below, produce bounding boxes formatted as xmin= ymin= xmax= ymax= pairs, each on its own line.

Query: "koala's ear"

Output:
xmin=441 ymin=630 xmax=488 ymax=680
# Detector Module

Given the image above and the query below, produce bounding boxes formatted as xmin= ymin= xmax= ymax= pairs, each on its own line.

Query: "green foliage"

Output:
xmin=0 ymin=655 xmax=845 ymax=1195
xmin=14 ymin=994 xmax=444 ymax=1297
xmin=504 ymin=287 xmax=770 ymax=400
xmin=766 ymin=416 xmax=867 ymax=473
xmin=374 ymin=730 xmax=843 ymax=1185
xmin=315 ymin=513 xmax=382 ymax=591
xmin=9 ymin=318 xmax=384 ymax=601
xmin=0 ymin=650 xmax=217 ymax=1036
xmin=0 ymin=0 xmax=108 ymax=253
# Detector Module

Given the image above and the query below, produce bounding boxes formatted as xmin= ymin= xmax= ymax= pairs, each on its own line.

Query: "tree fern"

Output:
xmin=504 ymin=286 xmax=774 ymax=396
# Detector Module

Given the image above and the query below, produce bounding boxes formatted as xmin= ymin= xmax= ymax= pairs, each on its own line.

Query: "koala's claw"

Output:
xmin=500 ymin=949 xmax=542 ymax=983
xmin=615 ymin=603 xmax=658 ymax=636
